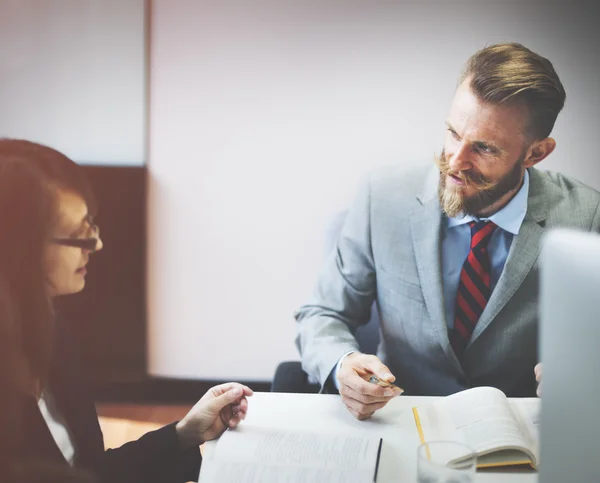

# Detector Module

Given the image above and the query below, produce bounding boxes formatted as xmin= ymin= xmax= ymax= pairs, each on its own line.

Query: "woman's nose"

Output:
xmin=95 ymin=236 xmax=104 ymax=252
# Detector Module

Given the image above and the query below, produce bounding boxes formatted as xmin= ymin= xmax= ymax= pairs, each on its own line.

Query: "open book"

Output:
xmin=412 ymin=386 xmax=540 ymax=469
xmin=198 ymin=426 xmax=383 ymax=483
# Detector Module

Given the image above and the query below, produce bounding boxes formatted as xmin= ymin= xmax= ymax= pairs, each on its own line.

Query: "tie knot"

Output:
xmin=468 ymin=221 xmax=497 ymax=249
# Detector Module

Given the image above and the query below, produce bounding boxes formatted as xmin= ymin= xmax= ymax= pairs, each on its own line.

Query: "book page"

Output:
xmin=198 ymin=427 xmax=382 ymax=483
xmin=509 ymin=398 xmax=540 ymax=463
xmin=416 ymin=387 xmax=535 ymax=463
xmin=199 ymin=463 xmax=377 ymax=483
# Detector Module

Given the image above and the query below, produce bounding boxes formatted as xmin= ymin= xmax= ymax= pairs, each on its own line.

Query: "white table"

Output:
xmin=204 ymin=392 xmax=537 ymax=482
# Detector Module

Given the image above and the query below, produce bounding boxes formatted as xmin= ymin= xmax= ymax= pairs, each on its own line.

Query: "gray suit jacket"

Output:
xmin=294 ymin=164 xmax=600 ymax=397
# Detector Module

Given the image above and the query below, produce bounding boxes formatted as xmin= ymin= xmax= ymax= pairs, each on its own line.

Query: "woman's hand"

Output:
xmin=175 ymin=382 xmax=253 ymax=448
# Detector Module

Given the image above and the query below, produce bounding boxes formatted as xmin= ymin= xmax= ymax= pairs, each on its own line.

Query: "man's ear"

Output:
xmin=524 ymin=137 xmax=556 ymax=168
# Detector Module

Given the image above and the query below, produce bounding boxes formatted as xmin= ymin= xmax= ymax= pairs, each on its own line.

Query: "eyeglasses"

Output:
xmin=52 ymin=222 xmax=101 ymax=252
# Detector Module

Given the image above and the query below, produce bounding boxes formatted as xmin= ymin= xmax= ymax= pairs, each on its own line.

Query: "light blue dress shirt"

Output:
xmin=333 ymin=171 xmax=530 ymax=387
xmin=442 ymin=170 xmax=529 ymax=328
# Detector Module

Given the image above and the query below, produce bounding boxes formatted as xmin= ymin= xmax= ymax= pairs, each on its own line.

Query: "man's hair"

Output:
xmin=459 ymin=42 xmax=566 ymax=140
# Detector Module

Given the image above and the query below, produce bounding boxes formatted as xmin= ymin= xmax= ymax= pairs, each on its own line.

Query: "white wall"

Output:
xmin=147 ymin=0 xmax=600 ymax=381
xmin=0 ymin=0 xmax=146 ymax=165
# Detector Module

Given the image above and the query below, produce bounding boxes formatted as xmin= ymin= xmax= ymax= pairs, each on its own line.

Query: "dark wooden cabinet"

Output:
xmin=56 ymin=166 xmax=148 ymax=385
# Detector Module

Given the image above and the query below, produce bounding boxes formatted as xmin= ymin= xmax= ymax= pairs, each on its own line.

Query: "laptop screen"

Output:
xmin=538 ymin=229 xmax=600 ymax=483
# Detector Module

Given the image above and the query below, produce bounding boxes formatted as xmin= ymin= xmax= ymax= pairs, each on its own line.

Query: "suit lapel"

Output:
xmin=410 ymin=168 xmax=460 ymax=365
xmin=469 ymin=168 xmax=564 ymax=345
xmin=469 ymin=217 xmax=544 ymax=343
xmin=20 ymin=394 xmax=70 ymax=466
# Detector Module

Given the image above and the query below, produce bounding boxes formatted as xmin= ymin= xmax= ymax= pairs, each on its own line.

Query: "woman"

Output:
xmin=0 ymin=274 xmax=97 ymax=483
xmin=0 ymin=138 xmax=253 ymax=483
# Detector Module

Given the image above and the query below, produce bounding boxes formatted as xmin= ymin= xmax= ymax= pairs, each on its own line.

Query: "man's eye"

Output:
xmin=475 ymin=144 xmax=492 ymax=153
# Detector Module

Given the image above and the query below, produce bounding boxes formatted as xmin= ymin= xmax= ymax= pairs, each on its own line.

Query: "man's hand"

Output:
xmin=336 ymin=352 xmax=403 ymax=420
xmin=534 ymin=363 xmax=542 ymax=397
xmin=175 ymin=382 xmax=253 ymax=448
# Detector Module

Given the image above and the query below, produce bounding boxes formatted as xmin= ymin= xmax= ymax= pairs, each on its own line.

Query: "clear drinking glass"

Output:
xmin=417 ymin=441 xmax=477 ymax=483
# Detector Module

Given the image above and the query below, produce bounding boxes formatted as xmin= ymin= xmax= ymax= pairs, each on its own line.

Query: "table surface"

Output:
xmin=203 ymin=392 xmax=538 ymax=483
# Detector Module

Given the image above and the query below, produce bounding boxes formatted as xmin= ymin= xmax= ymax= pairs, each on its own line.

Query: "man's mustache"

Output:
xmin=434 ymin=152 xmax=495 ymax=190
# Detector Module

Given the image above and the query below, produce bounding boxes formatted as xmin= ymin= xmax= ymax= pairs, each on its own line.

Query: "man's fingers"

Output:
xmin=534 ymin=363 xmax=542 ymax=382
xmin=367 ymin=366 xmax=395 ymax=383
xmin=339 ymin=381 xmax=397 ymax=404
xmin=341 ymin=395 xmax=389 ymax=413
xmin=340 ymin=370 xmax=401 ymax=398
xmin=349 ymin=408 xmax=375 ymax=421
xmin=357 ymin=411 xmax=375 ymax=421
xmin=346 ymin=405 xmax=374 ymax=421
xmin=337 ymin=353 xmax=400 ymax=420
xmin=355 ymin=354 xmax=396 ymax=383
xmin=341 ymin=353 xmax=402 ymax=391
xmin=341 ymin=394 xmax=390 ymax=417
xmin=337 ymin=353 xmax=402 ymax=421
xmin=341 ymin=396 xmax=380 ymax=420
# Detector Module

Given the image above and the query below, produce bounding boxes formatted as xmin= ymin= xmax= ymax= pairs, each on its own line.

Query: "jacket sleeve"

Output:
xmin=294 ymin=173 xmax=377 ymax=388
xmin=51 ymin=321 xmax=202 ymax=483
xmin=96 ymin=422 xmax=202 ymax=483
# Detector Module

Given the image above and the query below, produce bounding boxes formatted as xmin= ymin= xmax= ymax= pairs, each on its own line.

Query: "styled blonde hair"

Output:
xmin=460 ymin=43 xmax=566 ymax=140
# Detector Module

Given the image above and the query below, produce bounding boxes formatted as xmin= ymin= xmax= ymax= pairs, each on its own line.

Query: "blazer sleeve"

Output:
xmin=294 ymin=173 xmax=377 ymax=388
xmin=50 ymin=321 xmax=202 ymax=483
xmin=96 ymin=423 xmax=202 ymax=483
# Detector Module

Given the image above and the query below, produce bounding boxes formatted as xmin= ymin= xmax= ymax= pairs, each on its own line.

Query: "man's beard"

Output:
xmin=435 ymin=149 xmax=525 ymax=218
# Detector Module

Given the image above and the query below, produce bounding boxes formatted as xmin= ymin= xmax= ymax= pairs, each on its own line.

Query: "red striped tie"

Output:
xmin=450 ymin=221 xmax=497 ymax=357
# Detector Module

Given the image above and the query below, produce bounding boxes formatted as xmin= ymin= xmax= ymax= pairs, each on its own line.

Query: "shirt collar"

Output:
xmin=447 ymin=169 xmax=529 ymax=235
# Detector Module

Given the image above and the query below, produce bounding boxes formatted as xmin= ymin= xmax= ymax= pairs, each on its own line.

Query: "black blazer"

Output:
xmin=17 ymin=322 xmax=202 ymax=483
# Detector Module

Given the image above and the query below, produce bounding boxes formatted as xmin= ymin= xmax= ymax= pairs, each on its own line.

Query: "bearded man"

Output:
xmin=294 ymin=42 xmax=600 ymax=419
